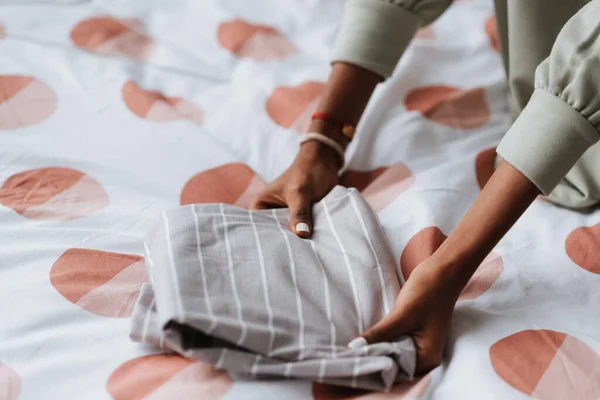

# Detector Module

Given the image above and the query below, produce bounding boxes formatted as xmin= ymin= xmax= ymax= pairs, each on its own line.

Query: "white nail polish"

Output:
xmin=347 ymin=337 xmax=368 ymax=349
xmin=296 ymin=222 xmax=310 ymax=233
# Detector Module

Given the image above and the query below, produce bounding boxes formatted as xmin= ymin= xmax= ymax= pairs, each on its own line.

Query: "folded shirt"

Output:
xmin=130 ymin=186 xmax=415 ymax=391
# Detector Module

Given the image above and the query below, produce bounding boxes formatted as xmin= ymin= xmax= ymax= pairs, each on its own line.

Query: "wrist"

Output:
xmin=428 ymin=240 xmax=488 ymax=290
xmin=298 ymin=140 xmax=343 ymax=171
xmin=308 ymin=119 xmax=351 ymax=150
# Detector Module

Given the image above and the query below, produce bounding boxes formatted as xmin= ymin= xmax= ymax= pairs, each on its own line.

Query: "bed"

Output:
xmin=1 ymin=0 xmax=600 ymax=399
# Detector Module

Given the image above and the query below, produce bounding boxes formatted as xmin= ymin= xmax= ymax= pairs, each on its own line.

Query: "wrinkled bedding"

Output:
xmin=1 ymin=0 xmax=600 ymax=399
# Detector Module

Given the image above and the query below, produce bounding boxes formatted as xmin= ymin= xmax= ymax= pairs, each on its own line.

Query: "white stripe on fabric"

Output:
xmin=158 ymin=332 xmax=164 ymax=349
xmin=142 ymin=242 xmax=154 ymax=273
xmin=351 ymin=357 xmax=359 ymax=388
xmin=220 ymin=203 xmax=247 ymax=346
xmin=249 ymin=210 xmax=276 ymax=355
xmin=272 ymin=209 xmax=305 ymax=359
xmin=310 ymin=240 xmax=336 ymax=357
xmin=216 ymin=348 xmax=228 ymax=369
xmin=251 ymin=354 xmax=262 ymax=376
xmin=349 ymin=194 xmax=390 ymax=314
xmin=191 ymin=205 xmax=217 ymax=333
xmin=318 ymin=359 xmax=326 ymax=383
xmin=162 ymin=212 xmax=185 ymax=320
xmin=322 ymin=202 xmax=364 ymax=332
xmin=141 ymin=297 xmax=156 ymax=343
xmin=284 ymin=362 xmax=292 ymax=377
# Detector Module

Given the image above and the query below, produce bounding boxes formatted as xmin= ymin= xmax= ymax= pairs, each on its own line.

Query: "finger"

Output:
xmin=249 ymin=198 xmax=270 ymax=210
xmin=249 ymin=191 xmax=285 ymax=210
xmin=350 ymin=312 xmax=410 ymax=348
xmin=287 ymin=191 xmax=313 ymax=238
xmin=413 ymin=329 xmax=446 ymax=374
xmin=249 ymin=199 xmax=268 ymax=210
xmin=415 ymin=343 xmax=444 ymax=375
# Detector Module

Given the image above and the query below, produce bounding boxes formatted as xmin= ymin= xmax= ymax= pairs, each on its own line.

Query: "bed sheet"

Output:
xmin=1 ymin=0 xmax=600 ymax=399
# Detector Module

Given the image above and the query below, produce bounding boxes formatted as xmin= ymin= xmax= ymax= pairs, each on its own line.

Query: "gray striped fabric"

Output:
xmin=130 ymin=186 xmax=415 ymax=391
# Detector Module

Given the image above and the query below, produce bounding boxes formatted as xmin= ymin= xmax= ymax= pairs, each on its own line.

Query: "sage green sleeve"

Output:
xmin=331 ymin=0 xmax=454 ymax=79
xmin=496 ymin=0 xmax=600 ymax=195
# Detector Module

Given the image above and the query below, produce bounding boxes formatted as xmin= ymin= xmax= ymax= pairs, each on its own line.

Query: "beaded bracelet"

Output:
xmin=299 ymin=132 xmax=346 ymax=167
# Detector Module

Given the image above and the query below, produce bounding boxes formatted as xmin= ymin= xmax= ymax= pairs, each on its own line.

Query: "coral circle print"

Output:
xmin=486 ymin=15 xmax=500 ymax=52
xmin=405 ymin=85 xmax=490 ymax=129
xmin=181 ymin=163 xmax=265 ymax=207
xmin=400 ymin=226 xmax=503 ymax=300
xmin=340 ymin=163 xmax=414 ymax=211
xmin=107 ymin=354 xmax=233 ymax=400
xmin=0 ymin=167 xmax=108 ymax=220
xmin=70 ymin=17 xmax=155 ymax=60
xmin=217 ymin=19 xmax=295 ymax=59
xmin=0 ymin=362 xmax=20 ymax=400
xmin=266 ymin=81 xmax=325 ymax=132
xmin=565 ymin=223 xmax=600 ymax=275
xmin=50 ymin=248 xmax=147 ymax=317
xmin=122 ymin=81 xmax=204 ymax=124
xmin=490 ymin=329 xmax=600 ymax=399
xmin=0 ymin=75 xmax=57 ymax=130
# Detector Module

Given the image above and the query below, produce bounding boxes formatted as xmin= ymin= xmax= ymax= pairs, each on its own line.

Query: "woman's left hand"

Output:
xmin=350 ymin=161 xmax=541 ymax=374
xmin=352 ymin=258 xmax=464 ymax=375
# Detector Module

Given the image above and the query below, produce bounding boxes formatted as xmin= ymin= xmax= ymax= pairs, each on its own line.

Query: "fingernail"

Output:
xmin=347 ymin=337 xmax=368 ymax=349
xmin=295 ymin=222 xmax=310 ymax=233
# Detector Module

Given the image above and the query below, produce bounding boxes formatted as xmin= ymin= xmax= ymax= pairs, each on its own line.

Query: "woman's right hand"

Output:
xmin=249 ymin=141 xmax=341 ymax=238
xmin=250 ymin=62 xmax=382 ymax=236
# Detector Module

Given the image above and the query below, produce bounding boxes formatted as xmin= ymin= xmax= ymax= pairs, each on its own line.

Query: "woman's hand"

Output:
xmin=250 ymin=63 xmax=381 ymax=236
xmin=350 ymin=161 xmax=541 ymax=374
xmin=249 ymin=141 xmax=340 ymax=238
xmin=354 ymin=258 xmax=463 ymax=374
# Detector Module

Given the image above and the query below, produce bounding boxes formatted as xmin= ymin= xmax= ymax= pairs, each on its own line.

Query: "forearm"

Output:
xmin=433 ymin=161 xmax=540 ymax=287
xmin=308 ymin=63 xmax=381 ymax=146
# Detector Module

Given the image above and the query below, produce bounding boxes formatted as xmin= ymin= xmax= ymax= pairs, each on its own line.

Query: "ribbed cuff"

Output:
xmin=331 ymin=0 xmax=420 ymax=79
xmin=497 ymin=89 xmax=599 ymax=195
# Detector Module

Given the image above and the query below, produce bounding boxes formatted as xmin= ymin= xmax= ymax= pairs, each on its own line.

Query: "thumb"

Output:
xmin=287 ymin=191 xmax=313 ymax=238
xmin=350 ymin=311 xmax=410 ymax=348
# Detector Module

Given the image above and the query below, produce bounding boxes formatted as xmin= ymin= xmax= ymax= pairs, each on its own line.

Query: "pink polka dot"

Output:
xmin=71 ymin=17 xmax=154 ymax=61
xmin=217 ymin=19 xmax=295 ymax=60
xmin=405 ymin=85 xmax=490 ymax=129
xmin=0 ymin=75 xmax=57 ymax=130
xmin=0 ymin=362 xmax=21 ymax=400
xmin=475 ymin=147 xmax=497 ymax=189
xmin=312 ymin=374 xmax=432 ymax=399
xmin=414 ymin=26 xmax=435 ymax=40
xmin=107 ymin=354 xmax=233 ymax=400
xmin=400 ymin=227 xmax=502 ymax=301
xmin=122 ymin=81 xmax=203 ymax=125
xmin=0 ymin=167 xmax=108 ymax=220
xmin=181 ymin=163 xmax=266 ymax=208
xmin=340 ymin=162 xmax=414 ymax=211
xmin=400 ymin=227 xmax=446 ymax=279
xmin=266 ymin=81 xmax=325 ymax=131
xmin=50 ymin=248 xmax=147 ymax=318
xmin=485 ymin=16 xmax=499 ymax=53
xmin=490 ymin=330 xmax=600 ymax=400
xmin=459 ymin=252 xmax=503 ymax=301
xmin=565 ymin=224 xmax=600 ymax=275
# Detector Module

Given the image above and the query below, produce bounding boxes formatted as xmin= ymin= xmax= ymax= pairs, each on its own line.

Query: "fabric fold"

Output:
xmin=131 ymin=186 xmax=415 ymax=391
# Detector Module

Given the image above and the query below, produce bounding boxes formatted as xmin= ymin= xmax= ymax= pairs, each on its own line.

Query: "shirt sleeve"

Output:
xmin=496 ymin=0 xmax=600 ymax=195
xmin=331 ymin=0 xmax=454 ymax=79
